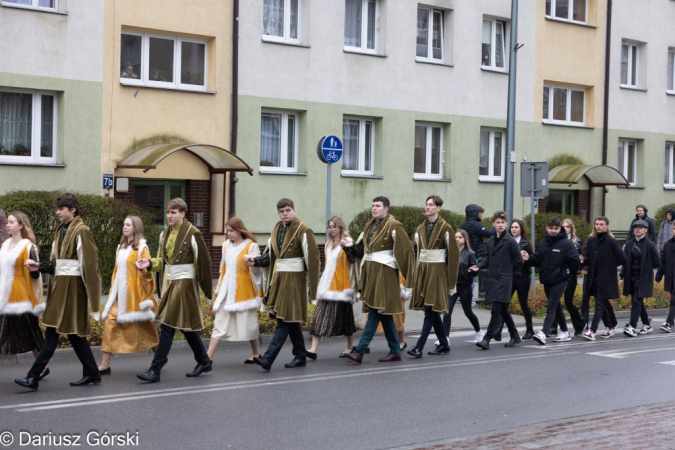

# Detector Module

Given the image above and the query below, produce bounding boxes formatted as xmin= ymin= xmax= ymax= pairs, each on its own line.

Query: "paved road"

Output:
xmin=2 ymin=315 xmax=675 ymax=450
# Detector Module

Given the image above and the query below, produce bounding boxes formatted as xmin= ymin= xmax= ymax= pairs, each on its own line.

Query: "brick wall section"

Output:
xmin=185 ymin=180 xmax=219 ymax=278
xmin=576 ymin=189 xmax=590 ymax=222
xmin=114 ymin=182 xmax=134 ymax=205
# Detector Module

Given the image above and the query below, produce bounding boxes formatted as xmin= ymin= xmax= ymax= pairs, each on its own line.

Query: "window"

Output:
xmin=260 ymin=110 xmax=298 ymax=173
xmin=416 ymin=7 xmax=443 ymax=62
xmin=344 ymin=0 xmax=378 ymax=53
xmin=665 ymin=143 xmax=675 ymax=187
xmin=2 ymin=0 xmax=56 ymax=10
xmin=668 ymin=48 xmax=674 ymax=93
xmin=543 ymin=84 xmax=585 ymax=125
xmin=479 ymin=128 xmax=504 ymax=181
xmin=618 ymin=139 xmax=637 ymax=186
xmin=414 ymin=123 xmax=442 ymax=179
xmin=621 ymin=41 xmax=639 ymax=88
xmin=342 ymin=117 xmax=374 ymax=175
xmin=545 ymin=0 xmax=587 ymax=23
xmin=482 ymin=18 xmax=506 ymax=71
xmin=0 ymin=90 xmax=56 ymax=164
xmin=120 ymin=31 xmax=207 ymax=91
xmin=262 ymin=0 xmax=300 ymax=44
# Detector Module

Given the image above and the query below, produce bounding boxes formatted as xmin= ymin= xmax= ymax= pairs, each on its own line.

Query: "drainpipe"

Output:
xmin=601 ymin=0 xmax=612 ymax=215
xmin=229 ymin=0 xmax=240 ymax=218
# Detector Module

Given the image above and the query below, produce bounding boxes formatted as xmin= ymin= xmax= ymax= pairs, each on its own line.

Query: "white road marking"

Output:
xmin=587 ymin=346 xmax=675 ymax=359
xmin=657 ymin=360 xmax=675 ymax=366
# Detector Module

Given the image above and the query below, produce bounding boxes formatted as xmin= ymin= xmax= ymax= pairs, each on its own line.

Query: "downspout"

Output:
xmin=229 ymin=0 xmax=240 ymax=218
xmin=601 ymin=0 xmax=612 ymax=215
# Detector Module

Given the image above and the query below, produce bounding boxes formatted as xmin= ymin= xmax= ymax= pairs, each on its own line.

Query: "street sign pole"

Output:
xmin=521 ymin=162 xmax=548 ymax=298
xmin=326 ymin=162 xmax=331 ymax=242
xmin=317 ymin=135 xmax=343 ymax=241
xmin=530 ymin=165 xmax=537 ymax=299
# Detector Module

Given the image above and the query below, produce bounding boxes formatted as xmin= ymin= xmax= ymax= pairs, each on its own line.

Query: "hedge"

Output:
xmin=522 ymin=213 xmax=592 ymax=245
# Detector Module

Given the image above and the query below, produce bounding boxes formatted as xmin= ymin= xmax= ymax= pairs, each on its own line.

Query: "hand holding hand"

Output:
xmin=468 ymin=265 xmax=479 ymax=272
xmin=135 ymin=259 xmax=150 ymax=270
xmin=340 ymin=238 xmax=353 ymax=248
xmin=520 ymin=250 xmax=530 ymax=261
xmin=24 ymin=260 xmax=40 ymax=272
xmin=243 ymin=255 xmax=255 ymax=266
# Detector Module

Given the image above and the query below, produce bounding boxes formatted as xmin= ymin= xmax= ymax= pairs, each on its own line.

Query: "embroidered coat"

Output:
xmin=152 ymin=220 xmax=212 ymax=331
xmin=410 ymin=217 xmax=460 ymax=313
xmin=316 ymin=238 xmax=356 ymax=303
xmin=0 ymin=239 xmax=43 ymax=316
xmin=102 ymin=239 xmax=157 ymax=324
xmin=42 ymin=216 xmax=101 ymax=336
xmin=213 ymin=239 xmax=262 ymax=312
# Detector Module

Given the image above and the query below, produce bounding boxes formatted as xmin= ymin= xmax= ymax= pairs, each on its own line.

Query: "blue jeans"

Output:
xmin=355 ymin=308 xmax=400 ymax=355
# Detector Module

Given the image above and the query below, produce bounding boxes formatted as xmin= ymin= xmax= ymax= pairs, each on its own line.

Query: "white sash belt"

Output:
xmin=419 ymin=249 xmax=446 ymax=263
xmin=55 ymin=260 xmax=81 ymax=276
xmin=276 ymin=258 xmax=305 ymax=272
xmin=167 ymin=264 xmax=196 ymax=280
xmin=364 ymin=250 xmax=398 ymax=270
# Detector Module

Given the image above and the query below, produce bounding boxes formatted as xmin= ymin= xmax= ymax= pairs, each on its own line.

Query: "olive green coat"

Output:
xmin=264 ymin=218 xmax=320 ymax=323
xmin=42 ymin=216 xmax=101 ymax=336
xmin=410 ymin=217 xmax=460 ymax=313
xmin=357 ymin=215 xmax=413 ymax=315
xmin=153 ymin=221 xmax=212 ymax=331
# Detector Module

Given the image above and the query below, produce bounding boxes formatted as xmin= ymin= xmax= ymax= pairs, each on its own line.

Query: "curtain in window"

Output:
xmin=570 ymin=91 xmax=584 ymax=123
xmin=495 ymin=22 xmax=505 ymax=68
xmin=432 ymin=11 xmax=442 ymax=60
xmin=553 ymin=88 xmax=567 ymax=121
xmin=121 ymin=35 xmax=142 ymax=76
xmin=620 ymin=44 xmax=629 ymax=85
xmin=342 ymin=120 xmax=359 ymax=170
xmin=572 ymin=0 xmax=586 ymax=22
xmin=263 ymin=0 xmax=284 ymax=37
xmin=181 ymin=42 xmax=205 ymax=85
xmin=479 ymin=129 xmax=489 ymax=175
xmin=668 ymin=51 xmax=674 ymax=90
xmin=289 ymin=0 xmax=298 ymax=39
xmin=366 ymin=0 xmax=376 ymax=49
xmin=260 ymin=113 xmax=281 ymax=167
xmin=431 ymin=127 xmax=441 ymax=174
xmin=481 ymin=20 xmax=491 ymax=66
xmin=40 ymin=95 xmax=54 ymax=158
xmin=416 ymin=9 xmax=429 ymax=58
xmin=345 ymin=0 xmax=362 ymax=47
xmin=0 ymin=92 xmax=32 ymax=156
xmin=493 ymin=132 xmax=502 ymax=177
xmin=414 ymin=125 xmax=426 ymax=173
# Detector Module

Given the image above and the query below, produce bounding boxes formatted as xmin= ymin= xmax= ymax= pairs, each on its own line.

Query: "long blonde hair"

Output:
xmin=327 ymin=216 xmax=349 ymax=248
xmin=8 ymin=211 xmax=37 ymax=245
xmin=562 ymin=218 xmax=577 ymax=241
xmin=119 ymin=215 xmax=144 ymax=249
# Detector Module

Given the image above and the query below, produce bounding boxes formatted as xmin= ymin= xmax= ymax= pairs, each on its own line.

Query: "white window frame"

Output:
xmin=342 ymin=117 xmax=374 ymax=176
xmin=416 ymin=7 xmax=444 ymax=63
xmin=1 ymin=0 xmax=57 ymax=11
xmin=478 ymin=128 xmax=505 ymax=182
xmin=262 ymin=0 xmax=301 ymax=44
xmin=620 ymin=41 xmax=639 ymax=88
xmin=344 ymin=0 xmax=379 ymax=54
xmin=120 ymin=31 xmax=208 ymax=92
xmin=0 ymin=88 xmax=57 ymax=165
xmin=482 ymin=18 xmax=507 ymax=72
xmin=667 ymin=48 xmax=675 ymax=93
xmin=665 ymin=142 xmax=675 ymax=188
xmin=413 ymin=123 xmax=443 ymax=180
xmin=618 ymin=139 xmax=637 ymax=186
xmin=545 ymin=0 xmax=588 ymax=24
xmin=259 ymin=110 xmax=298 ymax=173
xmin=542 ymin=84 xmax=586 ymax=126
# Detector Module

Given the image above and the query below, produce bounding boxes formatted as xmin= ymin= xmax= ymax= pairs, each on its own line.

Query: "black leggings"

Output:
xmin=497 ymin=275 xmax=533 ymax=334
xmin=443 ymin=284 xmax=480 ymax=335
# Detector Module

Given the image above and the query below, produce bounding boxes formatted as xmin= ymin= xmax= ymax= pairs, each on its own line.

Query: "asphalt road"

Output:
xmin=2 ymin=321 xmax=675 ymax=450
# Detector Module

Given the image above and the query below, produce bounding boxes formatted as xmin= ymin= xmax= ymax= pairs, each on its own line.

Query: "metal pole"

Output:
xmin=326 ymin=162 xmax=332 ymax=242
xmin=530 ymin=164 xmax=536 ymax=298
xmin=503 ymin=0 xmax=519 ymax=221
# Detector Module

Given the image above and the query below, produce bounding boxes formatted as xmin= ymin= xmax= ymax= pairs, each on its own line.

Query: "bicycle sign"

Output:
xmin=317 ymin=135 xmax=343 ymax=164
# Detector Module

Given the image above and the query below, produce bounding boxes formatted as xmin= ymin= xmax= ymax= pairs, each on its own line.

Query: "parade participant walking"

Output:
xmin=244 ymin=198 xmax=319 ymax=371
xmin=656 ymin=224 xmax=675 ymax=332
xmin=0 ymin=212 xmax=46 ymax=371
xmin=460 ymin=204 xmax=494 ymax=260
xmin=98 ymin=216 xmax=158 ymax=374
xmin=471 ymin=211 xmax=523 ymax=350
xmin=582 ymin=217 xmax=626 ymax=341
xmin=407 ymin=195 xmax=460 ymax=358
xmin=209 ymin=217 xmax=262 ymax=363
xmin=307 ymin=216 xmax=357 ymax=359
xmin=344 ymin=196 xmax=413 ymax=364
xmin=522 ymin=217 xmax=580 ymax=345
xmin=136 ymin=198 xmax=213 ymax=383
xmin=621 ymin=220 xmax=660 ymax=337
xmin=657 ymin=209 xmax=675 ymax=254
xmin=16 ymin=194 xmax=101 ymax=390
xmin=627 ymin=205 xmax=656 ymax=241
xmin=442 ymin=229 xmax=482 ymax=343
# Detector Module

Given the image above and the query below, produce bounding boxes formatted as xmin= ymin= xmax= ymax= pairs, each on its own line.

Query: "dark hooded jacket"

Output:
xmin=460 ymin=204 xmax=495 ymax=259
xmin=628 ymin=213 xmax=656 ymax=242
xmin=477 ymin=231 xmax=523 ymax=303
xmin=656 ymin=236 xmax=675 ymax=292
xmin=621 ymin=235 xmax=660 ymax=298
xmin=581 ymin=232 xmax=626 ymax=300
xmin=657 ymin=209 xmax=675 ymax=252
xmin=528 ymin=229 xmax=580 ymax=286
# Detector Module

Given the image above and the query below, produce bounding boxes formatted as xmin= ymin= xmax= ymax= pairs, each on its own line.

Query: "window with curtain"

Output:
xmin=543 ymin=84 xmax=585 ymax=125
xmin=545 ymin=0 xmax=586 ymax=23
xmin=479 ymin=128 xmax=504 ymax=181
xmin=0 ymin=90 xmax=56 ymax=163
xmin=260 ymin=110 xmax=298 ymax=172
xmin=414 ymin=123 xmax=443 ymax=179
xmin=667 ymin=48 xmax=674 ymax=92
xmin=344 ymin=0 xmax=378 ymax=52
xmin=263 ymin=0 xmax=299 ymax=43
xmin=621 ymin=41 xmax=639 ymax=88
xmin=3 ymin=0 xmax=55 ymax=9
xmin=416 ymin=7 xmax=444 ymax=62
xmin=665 ymin=143 xmax=675 ymax=187
xmin=482 ymin=18 xmax=506 ymax=70
xmin=618 ymin=139 xmax=637 ymax=186
xmin=342 ymin=117 xmax=374 ymax=175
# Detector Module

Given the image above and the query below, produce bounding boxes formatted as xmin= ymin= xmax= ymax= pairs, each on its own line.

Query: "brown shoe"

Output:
xmin=378 ymin=353 xmax=401 ymax=362
xmin=344 ymin=352 xmax=363 ymax=364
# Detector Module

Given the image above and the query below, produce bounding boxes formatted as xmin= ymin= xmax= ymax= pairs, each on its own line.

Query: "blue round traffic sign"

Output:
xmin=317 ymin=135 xmax=343 ymax=164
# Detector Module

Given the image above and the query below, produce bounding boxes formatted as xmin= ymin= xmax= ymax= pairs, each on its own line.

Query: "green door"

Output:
xmin=133 ymin=180 xmax=186 ymax=226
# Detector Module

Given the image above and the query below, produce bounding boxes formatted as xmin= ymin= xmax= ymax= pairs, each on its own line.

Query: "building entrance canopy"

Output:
xmin=548 ymin=164 xmax=629 ymax=187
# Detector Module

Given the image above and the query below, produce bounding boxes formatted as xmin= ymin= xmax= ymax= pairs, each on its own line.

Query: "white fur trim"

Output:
xmin=116 ymin=309 xmax=156 ymax=324
xmin=139 ymin=299 xmax=154 ymax=312
xmin=102 ymin=245 xmax=133 ymax=321
xmin=223 ymin=297 xmax=262 ymax=312
xmin=1 ymin=301 xmax=34 ymax=315
xmin=316 ymin=241 xmax=355 ymax=303
xmin=213 ymin=239 xmax=261 ymax=312
xmin=400 ymin=285 xmax=412 ymax=302
xmin=320 ymin=288 xmax=356 ymax=302
xmin=33 ymin=303 xmax=46 ymax=316
xmin=0 ymin=239 xmax=42 ymax=315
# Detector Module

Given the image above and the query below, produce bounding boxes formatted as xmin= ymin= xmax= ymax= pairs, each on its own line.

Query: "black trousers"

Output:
xmin=541 ymin=281 xmax=569 ymax=333
xmin=486 ymin=302 xmax=518 ymax=341
xmin=556 ymin=275 xmax=584 ymax=332
xmin=28 ymin=326 xmax=98 ymax=378
xmin=667 ymin=292 xmax=675 ymax=325
xmin=416 ymin=306 xmax=448 ymax=350
xmin=496 ymin=275 xmax=532 ymax=335
xmin=443 ymin=284 xmax=480 ymax=335
xmin=262 ymin=319 xmax=306 ymax=365
xmin=590 ymin=298 xmax=618 ymax=332
xmin=628 ymin=279 xmax=651 ymax=328
xmin=150 ymin=324 xmax=209 ymax=372
xmin=581 ymin=291 xmax=611 ymax=328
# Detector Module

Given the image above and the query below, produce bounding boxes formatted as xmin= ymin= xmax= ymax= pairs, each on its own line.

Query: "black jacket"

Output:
xmin=456 ymin=248 xmax=478 ymax=285
xmin=581 ymin=232 xmax=627 ymax=300
xmin=621 ymin=237 xmax=660 ymax=298
xmin=477 ymin=232 xmax=523 ymax=303
xmin=459 ymin=204 xmax=495 ymax=259
xmin=656 ymin=237 xmax=675 ymax=292
xmin=514 ymin=237 xmax=532 ymax=278
xmin=528 ymin=230 xmax=580 ymax=286
xmin=628 ymin=214 xmax=657 ymax=241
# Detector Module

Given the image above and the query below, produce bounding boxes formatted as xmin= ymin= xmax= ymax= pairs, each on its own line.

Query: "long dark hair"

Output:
xmin=227 ymin=217 xmax=256 ymax=243
xmin=510 ymin=219 xmax=533 ymax=249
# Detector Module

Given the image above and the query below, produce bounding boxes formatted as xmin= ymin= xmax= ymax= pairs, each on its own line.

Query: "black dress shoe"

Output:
xmin=400 ymin=342 xmax=408 ymax=351
xmin=284 ymin=357 xmax=306 ymax=368
xmin=353 ymin=346 xmax=370 ymax=354
xmin=186 ymin=360 xmax=213 ymax=377
xmin=504 ymin=335 xmax=522 ymax=347
xmin=306 ymin=351 xmax=317 ymax=360
xmin=244 ymin=354 xmax=261 ymax=364
xmin=428 ymin=346 xmax=450 ymax=355
xmin=99 ymin=367 xmax=111 ymax=375
xmin=137 ymin=368 xmax=160 ymax=383
xmin=15 ymin=376 xmax=39 ymax=390
xmin=476 ymin=339 xmax=490 ymax=350
xmin=253 ymin=356 xmax=272 ymax=371
xmin=38 ymin=367 xmax=50 ymax=380
xmin=338 ymin=352 xmax=349 ymax=358
xmin=70 ymin=374 xmax=102 ymax=386
xmin=407 ymin=347 xmax=423 ymax=358
xmin=493 ymin=334 xmax=502 ymax=342
xmin=522 ymin=330 xmax=535 ymax=340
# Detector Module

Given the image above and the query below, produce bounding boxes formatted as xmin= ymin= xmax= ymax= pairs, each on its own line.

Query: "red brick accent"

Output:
xmin=537 ymin=197 xmax=547 ymax=214
xmin=114 ymin=181 xmax=134 ymax=205
xmin=186 ymin=180 xmax=219 ymax=278
xmin=576 ymin=189 xmax=590 ymax=222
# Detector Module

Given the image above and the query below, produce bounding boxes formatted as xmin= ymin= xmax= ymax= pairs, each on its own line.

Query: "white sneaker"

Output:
xmin=623 ymin=325 xmax=637 ymax=337
xmin=552 ymin=331 xmax=571 ymax=342
xmin=660 ymin=322 xmax=673 ymax=333
xmin=532 ymin=331 xmax=547 ymax=345
xmin=600 ymin=328 xmax=615 ymax=338
xmin=434 ymin=339 xmax=440 ymax=346
xmin=474 ymin=330 xmax=485 ymax=343
xmin=638 ymin=325 xmax=653 ymax=335
xmin=583 ymin=330 xmax=596 ymax=341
